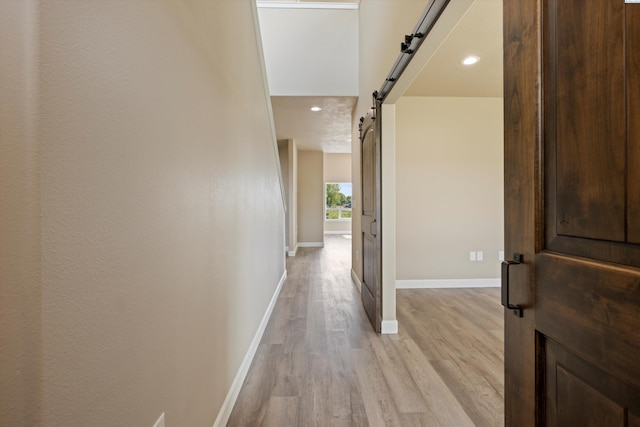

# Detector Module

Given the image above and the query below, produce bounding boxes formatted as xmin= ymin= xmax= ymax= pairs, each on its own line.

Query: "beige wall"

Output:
xmin=324 ymin=153 xmax=352 ymax=183
xmin=325 ymin=219 xmax=352 ymax=234
xmin=278 ymin=140 xmax=290 ymax=247
xmin=396 ymin=96 xmax=504 ymax=280
xmin=279 ymin=138 xmax=300 ymax=253
xmin=297 ymin=151 xmax=324 ymax=244
xmin=0 ymin=1 xmax=285 ymax=426
xmin=0 ymin=1 xmax=42 ymax=425
xmin=324 ymin=153 xmax=352 ymax=234
xmin=288 ymin=139 xmax=299 ymax=252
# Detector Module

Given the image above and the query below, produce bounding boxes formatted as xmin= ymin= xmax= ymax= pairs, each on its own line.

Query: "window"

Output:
xmin=325 ymin=182 xmax=352 ymax=220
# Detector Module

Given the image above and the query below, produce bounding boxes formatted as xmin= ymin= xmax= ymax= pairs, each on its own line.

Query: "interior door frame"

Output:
xmin=503 ymin=0 xmax=540 ymax=425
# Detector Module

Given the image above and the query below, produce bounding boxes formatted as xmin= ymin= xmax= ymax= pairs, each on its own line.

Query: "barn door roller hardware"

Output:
xmin=400 ymin=33 xmax=424 ymax=54
xmin=375 ymin=0 xmax=451 ymax=102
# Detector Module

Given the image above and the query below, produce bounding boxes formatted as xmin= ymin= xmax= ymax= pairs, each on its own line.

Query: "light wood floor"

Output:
xmin=227 ymin=235 xmax=504 ymax=426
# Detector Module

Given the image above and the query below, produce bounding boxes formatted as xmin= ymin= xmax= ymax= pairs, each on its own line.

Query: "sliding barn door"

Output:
xmin=504 ymin=0 xmax=640 ymax=425
xmin=359 ymin=109 xmax=381 ymax=333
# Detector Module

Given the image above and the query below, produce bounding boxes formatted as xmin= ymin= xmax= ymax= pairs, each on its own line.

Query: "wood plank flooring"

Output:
xmin=227 ymin=235 xmax=504 ymax=426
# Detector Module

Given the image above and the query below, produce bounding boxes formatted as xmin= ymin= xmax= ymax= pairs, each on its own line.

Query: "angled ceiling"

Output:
xmin=263 ymin=0 xmax=502 ymax=153
xmin=405 ymin=0 xmax=502 ymax=97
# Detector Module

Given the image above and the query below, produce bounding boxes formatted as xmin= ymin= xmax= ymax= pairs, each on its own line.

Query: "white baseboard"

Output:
xmin=381 ymin=320 xmax=398 ymax=334
xmin=287 ymin=245 xmax=297 ymax=257
xmin=396 ymin=278 xmax=500 ymax=289
xmin=324 ymin=231 xmax=352 ymax=235
xmin=212 ymin=270 xmax=287 ymax=427
xmin=351 ymin=269 xmax=362 ymax=293
xmin=297 ymin=242 xmax=324 ymax=248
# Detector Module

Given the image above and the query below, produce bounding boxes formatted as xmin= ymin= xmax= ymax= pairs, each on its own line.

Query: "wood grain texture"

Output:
xmin=503 ymin=0 xmax=540 ymax=425
xmin=552 ymin=0 xmax=626 ymax=241
xmin=536 ymin=254 xmax=640 ymax=390
xmin=227 ymin=236 xmax=504 ymax=426
xmin=628 ymin=5 xmax=640 ymax=244
xmin=542 ymin=0 xmax=640 ymax=267
xmin=543 ymin=338 xmax=640 ymax=426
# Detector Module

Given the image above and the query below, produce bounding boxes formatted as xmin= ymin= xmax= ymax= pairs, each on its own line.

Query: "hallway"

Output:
xmin=227 ymin=235 xmax=504 ymax=426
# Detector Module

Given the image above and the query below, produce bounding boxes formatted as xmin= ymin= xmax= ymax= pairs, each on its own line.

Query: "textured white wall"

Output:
xmin=396 ymin=96 xmax=504 ymax=280
xmin=1 ymin=1 xmax=285 ymax=425
xmin=258 ymin=7 xmax=358 ymax=96
xmin=0 ymin=1 xmax=42 ymax=425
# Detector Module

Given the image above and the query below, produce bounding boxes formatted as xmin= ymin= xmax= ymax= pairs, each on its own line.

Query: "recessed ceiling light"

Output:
xmin=462 ymin=56 xmax=480 ymax=66
xmin=310 ymin=106 xmax=322 ymax=112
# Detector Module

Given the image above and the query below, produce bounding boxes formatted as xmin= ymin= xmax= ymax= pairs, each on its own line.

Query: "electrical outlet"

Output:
xmin=153 ymin=413 xmax=165 ymax=427
xmin=477 ymin=251 xmax=484 ymax=261
xmin=469 ymin=251 xmax=477 ymax=261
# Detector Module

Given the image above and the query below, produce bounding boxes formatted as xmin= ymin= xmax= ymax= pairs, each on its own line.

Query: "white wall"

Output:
xmin=324 ymin=153 xmax=352 ymax=234
xmin=279 ymin=138 xmax=300 ymax=254
xmin=395 ymin=96 xmax=504 ymax=282
xmin=279 ymin=140 xmax=290 ymax=247
xmin=0 ymin=1 xmax=42 ymax=425
xmin=288 ymin=139 xmax=299 ymax=253
xmin=0 ymin=1 xmax=285 ymax=426
xmin=298 ymin=151 xmax=324 ymax=244
xmin=258 ymin=6 xmax=358 ymax=96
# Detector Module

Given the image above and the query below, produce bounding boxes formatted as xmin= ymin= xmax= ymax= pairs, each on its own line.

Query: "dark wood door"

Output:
xmin=359 ymin=109 xmax=381 ymax=333
xmin=504 ymin=0 xmax=640 ymax=425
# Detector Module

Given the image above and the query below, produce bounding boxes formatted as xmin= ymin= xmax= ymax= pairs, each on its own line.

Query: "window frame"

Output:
xmin=325 ymin=182 xmax=352 ymax=221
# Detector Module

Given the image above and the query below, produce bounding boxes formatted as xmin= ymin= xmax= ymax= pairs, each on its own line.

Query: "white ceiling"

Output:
xmin=266 ymin=0 xmax=502 ymax=153
xmin=405 ymin=0 xmax=502 ymax=97
xmin=271 ymin=96 xmax=357 ymax=153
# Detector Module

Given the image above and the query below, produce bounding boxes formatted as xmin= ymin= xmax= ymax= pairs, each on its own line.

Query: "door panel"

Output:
xmin=504 ymin=0 xmax=640 ymax=425
xmin=553 ymin=0 xmax=626 ymax=242
xmin=360 ymin=111 xmax=381 ymax=332
xmin=543 ymin=339 xmax=640 ymax=426
xmin=536 ymin=254 xmax=640 ymax=389
xmin=556 ymin=366 xmax=625 ymax=426
xmin=540 ymin=0 xmax=640 ymax=421
xmin=544 ymin=0 xmax=640 ymax=268
xmin=361 ymin=233 xmax=376 ymax=325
